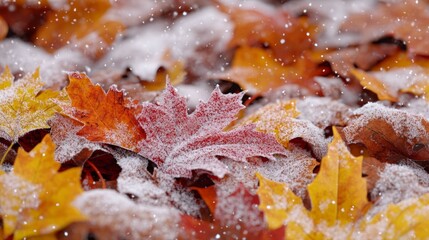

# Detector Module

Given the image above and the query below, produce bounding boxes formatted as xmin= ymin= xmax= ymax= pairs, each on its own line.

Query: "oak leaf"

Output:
xmin=0 ymin=67 xmax=66 ymax=142
xmin=137 ymin=83 xmax=287 ymax=178
xmin=65 ymin=72 xmax=145 ymax=152
xmin=0 ymin=135 xmax=85 ymax=239
xmin=257 ymin=128 xmax=370 ymax=239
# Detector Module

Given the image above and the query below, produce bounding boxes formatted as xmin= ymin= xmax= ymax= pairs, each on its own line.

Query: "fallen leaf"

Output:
xmin=240 ymin=100 xmax=328 ymax=159
xmin=324 ymin=43 xmax=400 ymax=77
xmin=48 ymin=113 xmax=101 ymax=163
xmin=217 ymin=46 xmax=322 ymax=95
xmin=357 ymin=193 xmax=429 ymax=239
xmin=341 ymin=103 xmax=429 ymax=162
xmin=0 ymin=67 xmax=66 ymax=142
xmin=341 ymin=0 xmax=429 ymax=56
xmin=137 ymin=83 xmax=287 ymax=178
xmin=65 ymin=72 xmax=145 ymax=152
xmin=257 ymin=128 xmax=370 ymax=239
xmin=34 ymin=0 xmax=124 ymax=59
xmin=227 ymin=4 xmax=314 ymax=64
xmin=0 ymin=15 xmax=7 ymax=40
xmin=0 ymin=135 xmax=85 ymax=239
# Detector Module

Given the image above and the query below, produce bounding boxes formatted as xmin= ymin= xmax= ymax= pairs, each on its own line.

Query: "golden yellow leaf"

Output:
xmin=218 ymin=47 xmax=321 ymax=95
xmin=0 ymin=67 xmax=67 ymax=142
xmin=257 ymin=128 xmax=370 ymax=239
xmin=357 ymin=194 xmax=429 ymax=239
xmin=0 ymin=135 xmax=86 ymax=239
xmin=307 ymin=128 xmax=369 ymax=226
xmin=350 ymin=68 xmax=397 ymax=102
xmin=240 ymin=100 xmax=299 ymax=147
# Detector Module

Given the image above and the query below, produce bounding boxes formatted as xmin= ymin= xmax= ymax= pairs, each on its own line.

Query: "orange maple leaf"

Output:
xmin=65 ymin=72 xmax=145 ymax=152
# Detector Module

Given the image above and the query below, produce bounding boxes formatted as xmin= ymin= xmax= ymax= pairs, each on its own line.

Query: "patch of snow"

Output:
xmin=73 ymin=189 xmax=180 ymax=240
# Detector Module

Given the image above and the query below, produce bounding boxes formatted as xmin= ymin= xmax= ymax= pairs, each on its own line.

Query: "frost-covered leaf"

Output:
xmin=341 ymin=103 xmax=429 ymax=162
xmin=65 ymin=72 xmax=145 ymax=152
xmin=48 ymin=113 xmax=102 ymax=163
xmin=137 ymin=84 xmax=287 ymax=178
xmin=357 ymin=193 xmax=429 ymax=239
xmin=73 ymin=189 xmax=180 ymax=240
xmin=257 ymin=128 xmax=370 ymax=239
xmin=0 ymin=135 xmax=85 ymax=239
xmin=0 ymin=67 xmax=66 ymax=142
xmin=240 ymin=100 xmax=328 ymax=159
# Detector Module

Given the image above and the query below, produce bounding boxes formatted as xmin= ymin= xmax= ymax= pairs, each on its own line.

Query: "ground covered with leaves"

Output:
xmin=1 ymin=0 xmax=429 ymax=239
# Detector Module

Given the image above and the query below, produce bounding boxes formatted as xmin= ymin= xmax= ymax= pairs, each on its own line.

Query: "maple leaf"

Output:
xmin=65 ymin=72 xmax=145 ymax=152
xmin=240 ymin=100 xmax=328 ymax=159
xmin=180 ymin=184 xmax=284 ymax=240
xmin=0 ymin=67 xmax=66 ymax=142
xmin=0 ymin=134 xmax=85 ymax=239
xmin=137 ymin=84 xmax=287 ymax=178
xmin=257 ymin=128 xmax=370 ymax=239
xmin=341 ymin=103 xmax=429 ymax=162
xmin=217 ymin=46 xmax=322 ymax=95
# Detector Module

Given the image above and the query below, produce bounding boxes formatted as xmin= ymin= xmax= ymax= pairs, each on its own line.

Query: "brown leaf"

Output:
xmin=341 ymin=103 xmax=429 ymax=162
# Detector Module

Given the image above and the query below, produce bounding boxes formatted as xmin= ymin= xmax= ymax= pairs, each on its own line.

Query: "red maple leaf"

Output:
xmin=137 ymin=84 xmax=287 ymax=178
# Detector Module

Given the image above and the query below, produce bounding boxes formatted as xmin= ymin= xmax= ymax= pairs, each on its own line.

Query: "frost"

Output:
xmin=116 ymin=154 xmax=200 ymax=216
xmin=137 ymin=84 xmax=287 ymax=178
xmin=343 ymin=102 xmax=429 ymax=145
xmin=73 ymin=189 xmax=180 ymax=240
xmin=370 ymin=163 xmax=429 ymax=209
xmin=297 ymin=97 xmax=352 ymax=129
xmin=215 ymin=186 xmax=265 ymax=233
xmin=0 ymin=174 xmax=40 ymax=223
xmin=219 ymin=150 xmax=316 ymax=199
xmin=49 ymin=114 xmax=102 ymax=163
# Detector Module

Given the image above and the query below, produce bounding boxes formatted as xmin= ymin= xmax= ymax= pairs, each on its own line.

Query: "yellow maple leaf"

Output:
xmin=0 ymin=135 xmax=86 ymax=239
xmin=257 ymin=128 xmax=370 ymax=239
xmin=0 ymin=67 xmax=67 ymax=142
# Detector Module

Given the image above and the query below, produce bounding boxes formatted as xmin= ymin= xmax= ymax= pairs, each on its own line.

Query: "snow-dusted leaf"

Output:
xmin=0 ymin=67 xmax=67 ymax=142
xmin=137 ymin=84 xmax=287 ymax=178
xmin=341 ymin=103 xmax=429 ymax=162
xmin=240 ymin=100 xmax=329 ymax=159
xmin=48 ymin=114 xmax=102 ymax=163
xmin=65 ymin=72 xmax=145 ymax=152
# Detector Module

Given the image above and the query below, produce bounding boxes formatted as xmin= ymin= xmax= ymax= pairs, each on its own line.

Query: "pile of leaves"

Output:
xmin=1 ymin=0 xmax=429 ymax=239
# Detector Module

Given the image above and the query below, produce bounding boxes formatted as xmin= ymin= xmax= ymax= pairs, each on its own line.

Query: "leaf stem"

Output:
xmin=86 ymin=161 xmax=107 ymax=189
xmin=0 ymin=141 xmax=14 ymax=166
